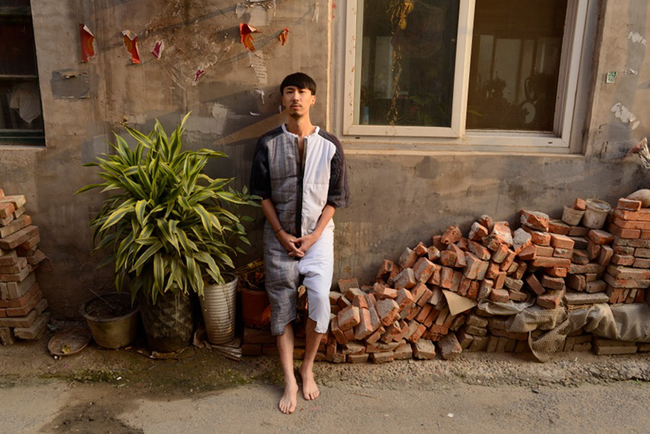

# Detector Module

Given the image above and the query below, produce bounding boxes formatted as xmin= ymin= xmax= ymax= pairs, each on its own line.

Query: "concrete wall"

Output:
xmin=0 ymin=0 xmax=649 ymax=318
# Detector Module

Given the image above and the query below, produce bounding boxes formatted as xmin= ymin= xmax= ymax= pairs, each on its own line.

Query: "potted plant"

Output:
xmin=236 ymin=259 xmax=270 ymax=329
xmin=77 ymin=113 xmax=257 ymax=352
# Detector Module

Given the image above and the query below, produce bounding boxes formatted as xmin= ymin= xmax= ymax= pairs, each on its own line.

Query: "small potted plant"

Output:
xmin=236 ymin=259 xmax=270 ymax=329
xmin=77 ymin=113 xmax=258 ymax=352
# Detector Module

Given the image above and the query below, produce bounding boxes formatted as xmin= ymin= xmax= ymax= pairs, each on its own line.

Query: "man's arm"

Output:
xmin=293 ymin=204 xmax=336 ymax=256
xmin=261 ymin=198 xmax=303 ymax=257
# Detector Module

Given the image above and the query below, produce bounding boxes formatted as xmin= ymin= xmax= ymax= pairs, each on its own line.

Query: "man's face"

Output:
xmin=282 ymin=86 xmax=316 ymax=118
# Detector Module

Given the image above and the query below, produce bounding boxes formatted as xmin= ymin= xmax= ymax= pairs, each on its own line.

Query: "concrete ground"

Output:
xmin=1 ymin=335 xmax=650 ymax=434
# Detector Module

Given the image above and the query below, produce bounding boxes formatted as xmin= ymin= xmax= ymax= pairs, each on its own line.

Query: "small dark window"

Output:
xmin=0 ymin=0 xmax=44 ymax=145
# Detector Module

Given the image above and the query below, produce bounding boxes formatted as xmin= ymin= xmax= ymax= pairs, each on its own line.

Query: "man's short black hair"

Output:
xmin=280 ymin=72 xmax=317 ymax=95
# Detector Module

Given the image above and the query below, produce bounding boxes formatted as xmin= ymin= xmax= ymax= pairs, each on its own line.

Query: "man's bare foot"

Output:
xmin=299 ymin=366 xmax=320 ymax=401
xmin=279 ymin=379 xmax=298 ymax=414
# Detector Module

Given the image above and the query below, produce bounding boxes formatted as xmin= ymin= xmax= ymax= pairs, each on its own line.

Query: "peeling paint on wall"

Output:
xmin=611 ymin=102 xmax=640 ymax=130
xmin=249 ymin=52 xmax=268 ymax=86
xmin=628 ymin=31 xmax=647 ymax=45
xmin=211 ymin=103 xmax=228 ymax=134
xmin=50 ymin=70 xmax=90 ymax=99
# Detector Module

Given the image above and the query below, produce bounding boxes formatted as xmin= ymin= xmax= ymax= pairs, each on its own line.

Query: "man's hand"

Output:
xmin=277 ymin=231 xmax=304 ymax=257
xmin=291 ymin=232 xmax=319 ymax=257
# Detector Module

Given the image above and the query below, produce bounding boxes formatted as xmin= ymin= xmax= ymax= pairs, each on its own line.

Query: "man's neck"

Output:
xmin=285 ymin=116 xmax=315 ymax=138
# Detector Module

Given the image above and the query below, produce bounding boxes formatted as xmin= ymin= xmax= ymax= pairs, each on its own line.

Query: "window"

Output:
xmin=340 ymin=0 xmax=591 ymax=150
xmin=0 ymin=0 xmax=44 ymax=145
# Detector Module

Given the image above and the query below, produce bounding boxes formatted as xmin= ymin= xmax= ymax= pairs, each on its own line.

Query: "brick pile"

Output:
xmin=0 ymin=190 xmax=49 ymax=345
xmin=241 ymin=196 xmax=650 ymax=361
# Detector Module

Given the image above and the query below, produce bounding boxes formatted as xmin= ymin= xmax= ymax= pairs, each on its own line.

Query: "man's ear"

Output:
xmin=311 ymin=95 xmax=316 ymax=106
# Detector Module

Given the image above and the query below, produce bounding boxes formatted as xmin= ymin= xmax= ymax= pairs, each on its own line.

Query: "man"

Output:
xmin=250 ymin=72 xmax=349 ymax=414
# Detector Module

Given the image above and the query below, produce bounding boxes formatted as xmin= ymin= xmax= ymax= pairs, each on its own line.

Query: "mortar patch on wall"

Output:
xmin=611 ymin=103 xmax=641 ymax=130
xmin=51 ymin=71 xmax=90 ymax=99
xmin=628 ymin=31 xmax=647 ymax=46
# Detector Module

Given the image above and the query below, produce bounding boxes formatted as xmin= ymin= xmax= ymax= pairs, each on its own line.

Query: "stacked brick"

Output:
xmin=0 ymin=191 xmax=49 ymax=345
xmin=240 ymin=196 xmax=650 ymax=361
xmin=604 ymin=198 xmax=650 ymax=305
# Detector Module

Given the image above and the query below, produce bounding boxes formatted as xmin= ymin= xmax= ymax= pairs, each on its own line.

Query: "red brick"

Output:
xmin=525 ymin=274 xmax=546 ymax=295
xmin=412 ymin=257 xmax=436 ymax=283
xmin=603 ymin=272 xmax=650 ymax=288
xmin=398 ymin=247 xmax=418 ymax=269
xmin=13 ymin=312 xmax=49 ymax=340
xmin=406 ymin=322 xmax=426 ymax=343
xmin=0 ymin=215 xmax=32 ymax=239
xmin=0 ymin=308 xmax=37 ymax=327
xmin=6 ymin=290 xmax=42 ymax=317
xmin=450 ymin=271 xmax=463 ymax=292
xmin=544 ymin=267 xmax=568 ymax=278
xmin=536 ymin=288 xmax=566 ymax=309
xmin=415 ymin=287 xmax=432 ymax=307
xmin=413 ymin=242 xmax=428 ymax=257
xmin=338 ymin=305 xmax=361 ymax=331
xmin=478 ymin=279 xmax=493 ymax=299
xmin=467 ymin=280 xmax=479 ymax=299
xmin=468 ymin=222 xmax=488 ymax=241
xmin=614 ymin=208 xmax=650 ymax=222
xmin=491 ymin=243 xmax=509 ymax=263
xmin=440 ymin=226 xmax=462 ymax=245
xmin=0 ymin=265 xmax=31 ymax=283
xmin=512 ymin=262 xmax=527 ymax=280
xmin=517 ymin=244 xmax=537 ymax=260
xmin=457 ymin=276 xmax=472 ymax=297
xmin=440 ymin=250 xmax=458 ymax=267
xmin=573 ymin=198 xmax=587 ymax=211
xmin=463 ymin=252 xmax=485 ymax=279
xmin=493 ymin=271 xmax=506 ymax=290
xmin=0 ymin=257 xmax=28 ymax=274
xmin=550 ymin=233 xmax=575 ymax=249
xmin=611 ymin=254 xmax=635 ymax=266
xmin=394 ymin=268 xmax=416 ymax=290
xmin=373 ymin=283 xmax=397 ymax=300
xmin=415 ymin=304 xmax=433 ymax=323
xmin=395 ymin=288 xmax=414 ymax=310
xmin=499 ymin=249 xmax=516 ymax=271
xmin=376 ymin=299 xmax=400 ymax=326
xmin=595 ymin=245 xmax=613 ymax=267
xmin=541 ymin=274 xmax=565 ymax=291
xmin=618 ymin=198 xmax=642 ymax=211
xmin=376 ymin=260 xmax=396 ymax=280
xmin=520 ymin=210 xmax=550 ymax=231
xmin=606 ymin=286 xmax=625 ymax=304
xmin=553 ymin=248 xmax=573 ymax=259
xmin=566 ymin=274 xmax=586 ymax=291
xmin=588 ymin=229 xmax=615 ymax=245
xmin=522 ymin=226 xmax=551 ymax=245
xmin=0 ymin=226 xmax=39 ymax=250
xmin=608 ymin=223 xmax=641 ymax=239
xmin=530 ymin=256 xmax=571 ymax=268
xmin=612 ymin=217 xmax=650 ymax=230
xmin=585 ymin=280 xmax=606 ymax=293
xmin=354 ymin=308 xmax=375 ymax=340
xmin=427 ymin=246 xmax=441 ymax=262
xmin=489 ymin=288 xmax=509 ymax=303
xmin=468 ymin=240 xmax=491 ymax=260
xmin=548 ymin=219 xmax=571 ymax=235
xmin=448 ymin=244 xmax=467 ymax=267
xmin=330 ymin=316 xmax=348 ymax=345
xmin=633 ymin=257 xmax=650 ymax=268
xmin=0 ymin=202 xmax=15 ymax=219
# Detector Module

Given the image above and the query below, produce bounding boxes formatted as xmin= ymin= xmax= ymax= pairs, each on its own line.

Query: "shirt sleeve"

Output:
xmin=326 ymin=134 xmax=350 ymax=209
xmin=249 ymin=137 xmax=272 ymax=200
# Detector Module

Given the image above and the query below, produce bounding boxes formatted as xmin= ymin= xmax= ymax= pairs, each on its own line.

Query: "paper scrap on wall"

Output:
xmin=79 ymin=24 xmax=95 ymax=63
xmin=240 ymin=23 xmax=259 ymax=52
xmin=194 ymin=69 xmax=205 ymax=82
xmin=122 ymin=30 xmax=141 ymax=64
xmin=151 ymin=41 xmax=164 ymax=59
xmin=278 ymin=28 xmax=289 ymax=45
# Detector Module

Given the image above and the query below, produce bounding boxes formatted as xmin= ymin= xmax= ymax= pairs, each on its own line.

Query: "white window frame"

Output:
xmin=333 ymin=0 xmax=593 ymax=153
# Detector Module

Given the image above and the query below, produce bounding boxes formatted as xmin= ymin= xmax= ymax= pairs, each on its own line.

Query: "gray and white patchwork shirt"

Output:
xmin=250 ymin=124 xmax=349 ymax=237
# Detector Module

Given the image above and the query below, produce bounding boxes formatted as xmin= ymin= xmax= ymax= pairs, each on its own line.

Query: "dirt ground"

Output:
xmin=1 ymin=334 xmax=650 ymax=434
